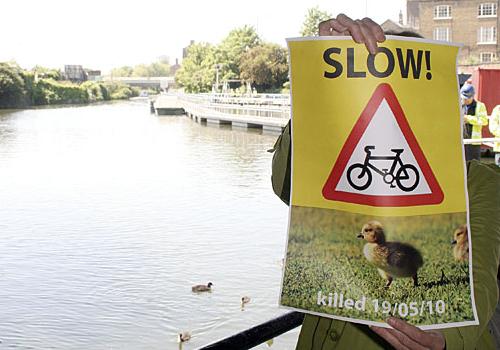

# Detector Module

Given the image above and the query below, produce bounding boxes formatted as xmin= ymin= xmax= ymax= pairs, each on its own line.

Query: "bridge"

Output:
xmin=103 ymin=76 xmax=175 ymax=91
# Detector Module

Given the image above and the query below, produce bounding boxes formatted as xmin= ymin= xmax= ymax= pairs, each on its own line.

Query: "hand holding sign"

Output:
xmin=318 ymin=14 xmax=385 ymax=54
xmin=371 ymin=318 xmax=445 ymax=350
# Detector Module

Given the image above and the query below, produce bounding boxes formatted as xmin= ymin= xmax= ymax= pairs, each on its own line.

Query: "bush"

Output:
xmin=102 ymin=82 xmax=139 ymax=100
xmin=0 ymin=62 xmax=139 ymax=108
xmin=31 ymin=80 xmax=138 ymax=105
xmin=80 ymin=81 xmax=104 ymax=102
xmin=0 ymin=63 xmax=28 ymax=108
xmin=32 ymin=79 xmax=89 ymax=105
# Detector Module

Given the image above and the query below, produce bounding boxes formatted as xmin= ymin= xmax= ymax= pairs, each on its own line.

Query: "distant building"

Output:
xmin=183 ymin=40 xmax=195 ymax=58
xmin=381 ymin=19 xmax=414 ymax=33
xmin=406 ymin=0 xmax=499 ymax=64
xmin=170 ymin=58 xmax=181 ymax=76
xmin=85 ymin=69 xmax=101 ymax=81
xmin=64 ymin=65 xmax=86 ymax=82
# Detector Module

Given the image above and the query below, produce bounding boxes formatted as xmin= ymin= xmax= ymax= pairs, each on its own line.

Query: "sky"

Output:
xmin=1 ymin=0 xmax=406 ymax=73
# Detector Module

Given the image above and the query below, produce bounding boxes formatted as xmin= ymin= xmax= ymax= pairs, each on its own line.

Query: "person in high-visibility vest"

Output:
xmin=460 ymin=84 xmax=488 ymax=161
xmin=489 ymin=105 xmax=500 ymax=166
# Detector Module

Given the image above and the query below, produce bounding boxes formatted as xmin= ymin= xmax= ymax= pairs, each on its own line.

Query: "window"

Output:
xmin=434 ymin=5 xmax=452 ymax=19
xmin=478 ymin=3 xmax=497 ymax=17
xmin=434 ymin=27 xmax=451 ymax=41
xmin=408 ymin=15 xmax=420 ymax=30
xmin=480 ymin=52 xmax=496 ymax=62
xmin=478 ymin=27 xmax=497 ymax=43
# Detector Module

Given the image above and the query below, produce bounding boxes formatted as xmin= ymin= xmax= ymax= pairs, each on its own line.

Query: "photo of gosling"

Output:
xmin=357 ymin=221 xmax=423 ymax=288
xmin=452 ymin=224 xmax=469 ymax=262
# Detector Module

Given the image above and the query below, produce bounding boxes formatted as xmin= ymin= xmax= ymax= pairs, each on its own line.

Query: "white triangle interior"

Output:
xmin=335 ymin=99 xmax=432 ymax=196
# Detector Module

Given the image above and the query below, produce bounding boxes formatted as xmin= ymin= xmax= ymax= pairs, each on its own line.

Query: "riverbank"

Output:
xmin=0 ymin=62 xmax=139 ymax=109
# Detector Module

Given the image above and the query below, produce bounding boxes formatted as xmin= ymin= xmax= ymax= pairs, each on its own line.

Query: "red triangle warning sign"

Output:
xmin=322 ymin=83 xmax=444 ymax=207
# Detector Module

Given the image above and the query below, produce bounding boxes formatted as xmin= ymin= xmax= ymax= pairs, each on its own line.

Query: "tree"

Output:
xmin=148 ymin=61 xmax=170 ymax=77
xmin=111 ymin=66 xmax=134 ymax=77
xmin=239 ymin=43 xmax=288 ymax=91
xmin=32 ymin=65 xmax=62 ymax=80
xmin=300 ymin=6 xmax=332 ymax=36
xmin=132 ymin=64 xmax=150 ymax=77
xmin=216 ymin=25 xmax=261 ymax=81
xmin=0 ymin=62 xmax=27 ymax=108
xmin=112 ymin=61 xmax=171 ymax=77
xmin=175 ymin=42 xmax=216 ymax=93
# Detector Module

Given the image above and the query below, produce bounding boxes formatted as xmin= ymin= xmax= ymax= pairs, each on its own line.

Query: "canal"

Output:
xmin=0 ymin=100 xmax=298 ymax=349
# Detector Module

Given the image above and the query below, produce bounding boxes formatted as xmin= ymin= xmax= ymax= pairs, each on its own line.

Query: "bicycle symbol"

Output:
xmin=346 ymin=146 xmax=420 ymax=192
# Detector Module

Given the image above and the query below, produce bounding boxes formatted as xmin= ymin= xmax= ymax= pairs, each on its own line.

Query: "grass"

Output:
xmin=281 ymin=206 xmax=474 ymax=326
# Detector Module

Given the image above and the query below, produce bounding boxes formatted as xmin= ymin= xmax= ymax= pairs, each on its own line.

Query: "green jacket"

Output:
xmin=271 ymin=126 xmax=500 ymax=348
xmin=489 ymin=105 xmax=500 ymax=152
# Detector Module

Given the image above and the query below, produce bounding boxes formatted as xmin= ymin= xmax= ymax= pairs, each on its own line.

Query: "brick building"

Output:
xmin=407 ymin=0 xmax=499 ymax=64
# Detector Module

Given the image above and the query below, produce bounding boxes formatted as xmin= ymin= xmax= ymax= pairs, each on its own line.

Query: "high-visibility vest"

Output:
xmin=489 ymin=105 xmax=500 ymax=152
xmin=464 ymin=100 xmax=488 ymax=145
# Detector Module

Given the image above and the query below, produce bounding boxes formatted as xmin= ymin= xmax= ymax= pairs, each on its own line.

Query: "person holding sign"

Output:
xmin=272 ymin=13 xmax=500 ymax=350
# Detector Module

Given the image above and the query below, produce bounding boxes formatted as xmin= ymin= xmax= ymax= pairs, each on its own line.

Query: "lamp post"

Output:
xmin=214 ymin=64 xmax=222 ymax=93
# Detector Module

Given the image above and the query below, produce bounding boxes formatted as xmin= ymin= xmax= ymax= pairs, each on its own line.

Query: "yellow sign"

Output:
xmin=280 ymin=37 xmax=477 ymax=329
xmin=289 ymin=37 xmax=465 ymax=217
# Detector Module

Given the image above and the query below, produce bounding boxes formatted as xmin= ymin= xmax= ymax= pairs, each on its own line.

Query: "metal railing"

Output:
xmin=198 ymin=312 xmax=304 ymax=350
xmin=463 ymin=137 xmax=500 ymax=147
xmin=177 ymin=94 xmax=291 ymax=119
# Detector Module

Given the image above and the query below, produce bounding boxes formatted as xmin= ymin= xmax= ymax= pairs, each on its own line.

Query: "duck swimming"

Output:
xmin=452 ymin=224 xmax=469 ymax=262
xmin=178 ymin=331 xmax=191 ymax=343
xmin=192 ymin=282 xmax=213 ymax=292
xmin=358 ymin=221 xmax=423 ymax=288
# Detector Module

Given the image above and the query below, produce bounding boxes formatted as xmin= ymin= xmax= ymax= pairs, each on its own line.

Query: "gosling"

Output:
xmin=192 ymin=282 xmax=213 ymax=292
xmin=452 ymin=224 xmax=469 ymax=262
xmin=178 ymin=331 xmax=191 ymax=343
xmin=358 ymin=221 xmax=423 ymax=288
xmin=241 ymin=296 xmax=251 ymax=305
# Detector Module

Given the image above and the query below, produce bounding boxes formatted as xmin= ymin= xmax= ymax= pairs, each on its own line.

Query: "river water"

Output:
xmin=0 ymin=100 xmax=298 ymax=349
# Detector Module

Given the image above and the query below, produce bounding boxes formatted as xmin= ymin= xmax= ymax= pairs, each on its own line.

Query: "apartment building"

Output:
xmin=407 ymin=0 xmax=499 ymax=64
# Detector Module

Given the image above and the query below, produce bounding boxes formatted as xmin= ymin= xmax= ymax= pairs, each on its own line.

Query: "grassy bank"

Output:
xmin=31 ymin=79 xmax=139 ymax=106
xmin=0 ymin=63 xmax=139 ymax=108
xmin=281 ymin=206 xmax=473 ymax=326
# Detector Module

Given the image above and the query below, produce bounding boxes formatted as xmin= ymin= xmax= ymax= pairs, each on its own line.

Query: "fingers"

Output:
xmin=387 ymin=317 xmax=425 ymax=344
xmin=336 ymin=14 xmax=365 ymax=44
xmin=318 ymin=14 xmax=386 ymax=55
xmin=388 ymin=329 xmax=428 ymax=350
xmin=374 ymin=318 xmax=445 ymax=350
xmin=318 ymin=18 xmax=347 ymax=36
xmin=356 ymin=19 xmax=378 ymax=55
xmin=427 ymin=331 xmax=447 ymax=350
xmin=370 ymin=326 xmax=411 ymax=350
xmin=361 ymin=17 xmax=386 ymax=42
xmin=371 ymin=326 xmax=429 ymax=350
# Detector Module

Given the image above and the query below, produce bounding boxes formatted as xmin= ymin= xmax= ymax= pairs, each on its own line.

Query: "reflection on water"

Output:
xmin=0 ymin=101 xmax=298 ymax=349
